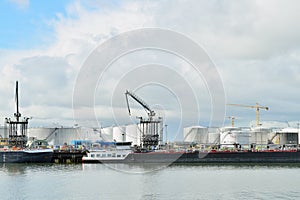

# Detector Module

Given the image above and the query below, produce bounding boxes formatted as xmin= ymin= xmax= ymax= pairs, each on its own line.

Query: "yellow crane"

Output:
xmin=227 ymin=116 xmax=235 ymax=127
xmin=227 ymin=103 xmax=269 ymax=126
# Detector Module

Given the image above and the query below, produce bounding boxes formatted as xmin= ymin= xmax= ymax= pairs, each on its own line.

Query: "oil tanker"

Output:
xmin=82 ymin=142 xmax=300 ymax=164
xmin=81 ymin=90 xmax=300 ymax=164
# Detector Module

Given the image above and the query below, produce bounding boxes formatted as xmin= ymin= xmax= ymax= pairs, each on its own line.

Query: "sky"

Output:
xmin=0 ymin=0 xmax=300 ymax=140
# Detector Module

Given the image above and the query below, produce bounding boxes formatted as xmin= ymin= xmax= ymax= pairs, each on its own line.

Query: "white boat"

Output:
xmin=83 ymin=149 xmax=132 ymax=163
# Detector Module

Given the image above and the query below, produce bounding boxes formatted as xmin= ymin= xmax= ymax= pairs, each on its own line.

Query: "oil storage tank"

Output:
xmin=208 ymin=132 xmax=220 ymax=144
xmin=28 ymin=127 xmax=102 ymax=146
xmin=0 ymin=126 xmax=6 ymax=138
xmin=183 ymin=126 xmax=209 ymax=143
xmin=125 ymin=124 xmax=141 ymax=146
xmin=250 ymin=127 xmax=271 ymax=145
xmin=275 ymin=128 xmax=299 ymax=145
xmin=220 ymin=127 xmax=250 ymax=148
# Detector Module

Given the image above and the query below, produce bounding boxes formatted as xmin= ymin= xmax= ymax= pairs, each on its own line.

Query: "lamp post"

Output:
xmin=297 ymin=123 xmax=300 ymax=147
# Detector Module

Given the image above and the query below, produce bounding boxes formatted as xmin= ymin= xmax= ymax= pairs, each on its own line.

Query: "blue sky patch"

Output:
xmin=0 ymin=0 xmax=72 ymax=49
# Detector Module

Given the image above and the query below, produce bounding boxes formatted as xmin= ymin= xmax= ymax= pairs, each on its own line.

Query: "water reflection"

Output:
xmin=82 ymin=163 xmax=172 ymax=174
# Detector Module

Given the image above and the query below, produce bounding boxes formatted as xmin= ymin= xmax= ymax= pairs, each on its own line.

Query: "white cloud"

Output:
xmin=1 ymin=0 xmax=300 ymax=134
xmin=8 ymin=0 xmax=29 ymax=9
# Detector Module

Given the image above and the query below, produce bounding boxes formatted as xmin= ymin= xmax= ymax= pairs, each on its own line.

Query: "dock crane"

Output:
xmin=125 ymin=90 xmax=162 ymax=148
xmin=125 ymin=90 xmax=155 ymax=119
xmin=227 ymin=103 xmax=269 ymax=126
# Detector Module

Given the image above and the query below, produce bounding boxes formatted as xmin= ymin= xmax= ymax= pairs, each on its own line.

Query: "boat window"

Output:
xmin=112 ymin=153 xmax=116 ymax=157
xmin=101 ymin=154 xmax=106 ymax=157
xmin=91 ymin=154 xmax=95 ymax=158
xmin=122 ymin=154 xmax=126 ymax=157
xmin=107 ymin=154 xmax=112 ymax=157
xmin=96 ymin=154 xmax=100 ymax=158
xmin=117 ymin=155 xmax=121 ymax=157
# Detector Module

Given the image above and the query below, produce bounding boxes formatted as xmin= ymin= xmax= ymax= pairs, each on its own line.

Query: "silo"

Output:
xmin=183 ymin=126 xmax=209 ymax=143
xmin=101 ymin=127 xmax=113 ymax=141
xmin=126 ymin=124 xmax=141 ymax=146
xmin=113 ymin=126 xmax=125 ymax=142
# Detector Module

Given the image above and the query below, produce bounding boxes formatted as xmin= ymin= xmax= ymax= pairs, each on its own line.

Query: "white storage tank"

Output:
xmin=208 ymin=132 xmax=220 ymax=144
xmin=125 ymin=124 xmax=141 ymax=146
xmin=28 ymin=127 xmax=102 ymax=146
xmin=113 ymin=126 xmax=126 ymax=142
xmin=183 ymin=126 xmax=209 ymax=143
xmin=0 ymin=126 xmax=6 ymax=138
xmin=220 ymin=127 xmax=250 ymax=147
xmin=250 ymin=127 xmax=271 ymax=145
xmin=275 ymin=128 xmax=299 ymax=145
xmin=28 ymin=127 xmax=56 ymax=145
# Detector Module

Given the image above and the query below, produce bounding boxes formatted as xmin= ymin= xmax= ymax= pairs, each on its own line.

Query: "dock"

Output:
xmin=52 ymin=150 xmax=87 ymax=164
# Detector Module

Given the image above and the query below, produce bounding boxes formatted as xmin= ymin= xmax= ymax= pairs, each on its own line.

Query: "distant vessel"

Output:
xmin=0 ymin=81 xmax=53 ymax=163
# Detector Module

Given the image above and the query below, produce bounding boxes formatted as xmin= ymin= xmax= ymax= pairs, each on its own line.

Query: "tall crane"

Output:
xmin=125 ymin=90 xmax=155 ymax=119
xmin=227 ymin=116 xmax=235 ymax=127
xmin=125 ymin=90 xmax=162 ymax=148
xmin=227 ymin=103 xmax=269 ymax=126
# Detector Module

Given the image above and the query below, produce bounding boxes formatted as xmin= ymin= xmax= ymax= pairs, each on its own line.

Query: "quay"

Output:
xmin=52 ymin=150 xmax=87 ymax=164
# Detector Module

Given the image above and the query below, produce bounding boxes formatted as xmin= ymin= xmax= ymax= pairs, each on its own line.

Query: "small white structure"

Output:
xmin=183 ymin=126 xmax=209 ymax=143
xmin=113 ymin=126 xmax=126 ymax=142
xmin=220 ymin=127 xmax=251 ymax=147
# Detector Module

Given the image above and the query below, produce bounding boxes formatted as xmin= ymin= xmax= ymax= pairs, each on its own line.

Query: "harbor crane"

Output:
xmin=227 ymin=103 xmax=269 ymax=126
xmin=125 ymin=90 xmax=162 ymax=148
xmin=125 ymin=90 xmax=155 ymax=119
xmin=227 ymin=116 xmax=235 ymax=127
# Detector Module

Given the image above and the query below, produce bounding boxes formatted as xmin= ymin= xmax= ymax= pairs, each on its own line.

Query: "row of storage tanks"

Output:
xmin=0 ymin=124 xmax=144 ymax=146
xmin=1 ymin=125 xmax=299 ymax=147
xmin=0 ymin=123 xmax=159 ymax=146
xmin=184 ymin=126 xmax=300 ymax=146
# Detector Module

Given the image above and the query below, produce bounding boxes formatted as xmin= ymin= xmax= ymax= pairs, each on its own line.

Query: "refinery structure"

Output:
xmin=0 ymin=122 xmax=295 ymax=150
xmin=0 ymin=88 xmax=299 ymax=151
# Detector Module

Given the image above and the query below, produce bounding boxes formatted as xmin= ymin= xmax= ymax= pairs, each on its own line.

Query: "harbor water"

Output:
xmin=1 ymin=163 xmax=300 ymax=200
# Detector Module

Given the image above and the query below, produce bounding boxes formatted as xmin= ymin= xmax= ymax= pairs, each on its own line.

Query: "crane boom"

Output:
xmin=125 ymin=90 xmax=155 ymax=118
xmin=227 ymin=103 xmax=269 ymax=126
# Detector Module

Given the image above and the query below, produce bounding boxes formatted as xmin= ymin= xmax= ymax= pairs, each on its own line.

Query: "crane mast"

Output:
xmin=5 ymin=81 xmax=29 ymax=148
xmin=227 ymin=103 xmax=269 ymax=126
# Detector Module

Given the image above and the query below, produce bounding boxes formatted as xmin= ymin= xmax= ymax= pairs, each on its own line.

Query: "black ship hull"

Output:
xmin=83 ymin=150 xmax=300 ymax=164
xmin=0 ymin=149 xmax=53 ymax=163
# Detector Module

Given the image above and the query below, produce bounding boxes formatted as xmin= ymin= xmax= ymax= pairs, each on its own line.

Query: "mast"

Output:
xmin=5 ymin=81 xmax=28 ymax=148
xmin=14 ymin=81 xmax=21 ymax=122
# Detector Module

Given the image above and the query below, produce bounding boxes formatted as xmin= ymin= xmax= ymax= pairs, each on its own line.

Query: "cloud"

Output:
xmin=1 ymin=0 xmax=300 ymax=134
xmin=8 ymin=0 xmax=29 ymax=9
